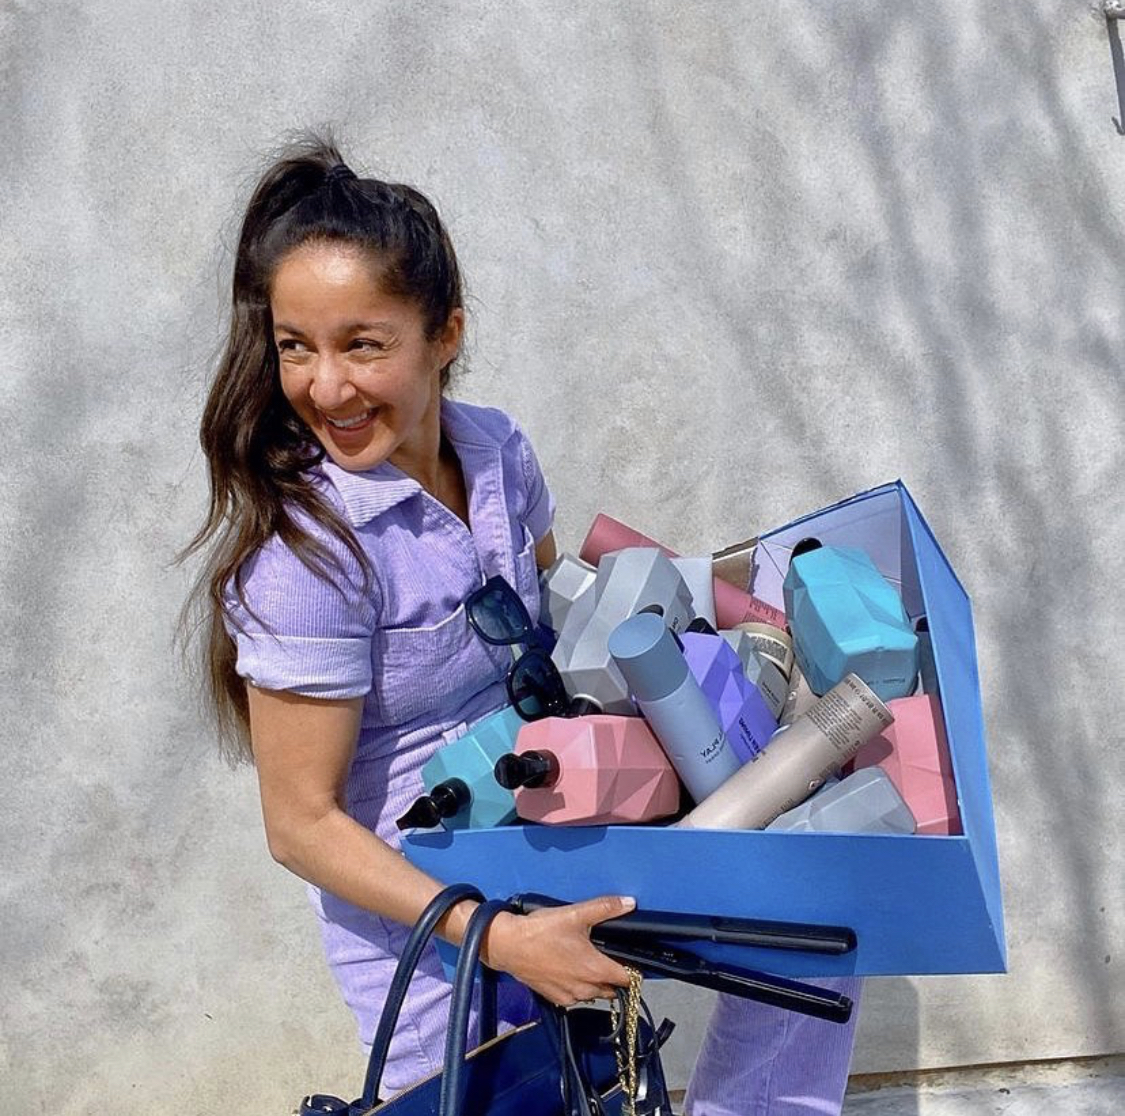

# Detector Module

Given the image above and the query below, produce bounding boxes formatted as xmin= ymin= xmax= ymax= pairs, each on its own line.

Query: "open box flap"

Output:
xmin=902 ymin=487 xmax=1006 ymax=967
xmin=753 ymin=482 xmax=924 ymax=621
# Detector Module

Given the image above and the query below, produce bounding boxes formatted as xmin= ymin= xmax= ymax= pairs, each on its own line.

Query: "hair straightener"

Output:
xmin=512 ymin=892 xmax=856 ymax=955
xmin=510 ymin=893 xmax=856 ymax=1024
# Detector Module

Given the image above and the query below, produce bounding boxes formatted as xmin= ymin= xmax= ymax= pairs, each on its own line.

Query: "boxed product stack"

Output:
xmin=404 ymin=481 xmax=1006 ymax=978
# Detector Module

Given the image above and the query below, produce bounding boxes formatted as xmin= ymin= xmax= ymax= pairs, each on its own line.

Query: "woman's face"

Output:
xmin=270 ymin=241 xmax=462 ymax=476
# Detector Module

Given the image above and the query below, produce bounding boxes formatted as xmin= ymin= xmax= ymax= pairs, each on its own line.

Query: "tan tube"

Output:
xmin=676 ymin=673 xmax=894 ymax=831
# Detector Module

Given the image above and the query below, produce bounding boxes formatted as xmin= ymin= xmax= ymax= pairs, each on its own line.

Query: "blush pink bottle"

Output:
xmin=493 ymin=715 xmax=682 ymax=826
xmin=847 ymin=694 xmax=961 ymax=835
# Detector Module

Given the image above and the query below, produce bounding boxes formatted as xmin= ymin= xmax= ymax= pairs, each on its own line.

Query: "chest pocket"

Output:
xmin=513 ymin=524 xmax=542 ymax=620
xmin=374 ymin=603 xmax=506 ymax=728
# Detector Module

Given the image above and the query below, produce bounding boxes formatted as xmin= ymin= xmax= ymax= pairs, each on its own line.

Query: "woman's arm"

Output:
xmin=247 ymin=683 xmax=634 ymax=1005
xmin=534 ymin=529 xmax=558 ymax=571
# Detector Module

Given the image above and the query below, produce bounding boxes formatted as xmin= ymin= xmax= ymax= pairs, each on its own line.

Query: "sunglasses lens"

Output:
xmin=508 ymin=650 xmax=569 ymax=721
xmin=469 ymin=579 xmax=532 ymax=644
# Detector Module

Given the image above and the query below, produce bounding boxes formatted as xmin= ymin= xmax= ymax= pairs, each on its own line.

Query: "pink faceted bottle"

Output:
xmin=493 ymin=715 xmax=683 ymax=826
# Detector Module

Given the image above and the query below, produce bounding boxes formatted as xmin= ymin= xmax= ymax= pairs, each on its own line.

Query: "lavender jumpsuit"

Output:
xmin=225 ymin=397 xmax=860 ymax=1109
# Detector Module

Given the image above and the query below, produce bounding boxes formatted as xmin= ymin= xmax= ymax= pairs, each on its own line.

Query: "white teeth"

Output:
xmin=326 ymin=409 xmax=375 ymax=430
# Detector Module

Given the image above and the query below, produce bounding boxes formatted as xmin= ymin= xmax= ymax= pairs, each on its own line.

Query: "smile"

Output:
xmin=324 ymin=408 xmax=377 ymax=430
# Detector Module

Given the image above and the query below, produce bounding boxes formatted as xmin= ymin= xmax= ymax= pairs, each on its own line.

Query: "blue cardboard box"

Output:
xmin=404 ymin=482 xmax=1006 ymax=976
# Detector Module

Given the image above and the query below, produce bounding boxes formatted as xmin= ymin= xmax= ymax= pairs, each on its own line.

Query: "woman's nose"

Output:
xmin=308 ymin=357 xmax=357 ymax=410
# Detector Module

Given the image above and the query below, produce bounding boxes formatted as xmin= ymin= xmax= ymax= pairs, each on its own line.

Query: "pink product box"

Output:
xmin=848 ymin=694 xmax=961 ymax=836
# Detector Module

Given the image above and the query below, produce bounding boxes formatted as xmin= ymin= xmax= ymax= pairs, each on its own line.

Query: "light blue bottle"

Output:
xmin=395 ymin=706 xmax=523 ymax=831
xmin=608 ymin=611 xmax=742 ymax=803
xmin=783 ymin=540 xmax=919 ymax=702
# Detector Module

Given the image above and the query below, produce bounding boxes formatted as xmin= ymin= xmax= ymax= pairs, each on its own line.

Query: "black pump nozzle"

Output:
xmin=494 ymin=750 xmax=560 ymax=790
xmin=791 ymin=537 xmax=823 ymax=559
xmin=429 ymin=779 xmax=471 ymax=817
xmin=395 ymin=778 xmax=470 ymax=830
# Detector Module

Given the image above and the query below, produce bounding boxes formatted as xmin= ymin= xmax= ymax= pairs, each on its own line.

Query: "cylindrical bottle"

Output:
xmin=608 ymin=611 xmax=742 ymax=802
xmin=676 ymin=673 xmax=893 ymax=830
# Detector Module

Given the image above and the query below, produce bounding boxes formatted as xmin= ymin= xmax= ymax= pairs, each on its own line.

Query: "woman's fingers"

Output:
xmin=561 ymin=893 xmax=636 ymax=929
xmin=481 ymin=900 xmax=638 ymax=1006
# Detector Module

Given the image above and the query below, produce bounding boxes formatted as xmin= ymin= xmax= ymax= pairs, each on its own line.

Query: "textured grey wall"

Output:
xmin=2 ymin=1 xmax=1122 ymax=1111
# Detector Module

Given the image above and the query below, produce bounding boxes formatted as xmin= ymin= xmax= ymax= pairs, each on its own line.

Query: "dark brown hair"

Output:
xmin=180 ymin=134 xmax=464 ymax=763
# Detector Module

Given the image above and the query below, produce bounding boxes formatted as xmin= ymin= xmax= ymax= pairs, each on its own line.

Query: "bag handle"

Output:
xmin=359 ymin=883 xmax=485 ymax=1109
xmin=438 ymin=898 xmax=513 ymax=1116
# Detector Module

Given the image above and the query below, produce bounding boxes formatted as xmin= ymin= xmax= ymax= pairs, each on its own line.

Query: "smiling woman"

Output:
xmin=179 ymin=134 xmax=623 ymax=1098
xmin=271 ymin=242 xmax=464 ymax=491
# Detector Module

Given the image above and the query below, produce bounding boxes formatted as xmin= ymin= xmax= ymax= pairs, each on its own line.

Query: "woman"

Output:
xmin=183 ymin=136 xmax=635 ymax=1096
xmin=184 ymin=134 xmax=861 ymax=1112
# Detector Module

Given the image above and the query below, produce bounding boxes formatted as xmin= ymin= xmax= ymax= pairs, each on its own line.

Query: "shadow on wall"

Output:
xmin=613 ymin=0 xmax=1123 ymax=1073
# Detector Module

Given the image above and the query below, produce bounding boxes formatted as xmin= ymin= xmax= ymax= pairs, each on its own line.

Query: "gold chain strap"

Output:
xmin=608 ymin=967 xmax=644 ymax=1116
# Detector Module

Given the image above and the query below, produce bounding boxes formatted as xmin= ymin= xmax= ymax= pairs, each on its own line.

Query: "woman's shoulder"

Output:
xmin=442 ymin=397 xmax=527 ymax=449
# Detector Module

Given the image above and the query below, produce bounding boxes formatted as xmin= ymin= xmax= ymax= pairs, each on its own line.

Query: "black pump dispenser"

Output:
xmin=494 ymin=750 xmax=560 ymax=790
xmin=791 ymin=537 xmax=823 ymax=559
xmin=395 ymin=778 xmax=471 ymax=830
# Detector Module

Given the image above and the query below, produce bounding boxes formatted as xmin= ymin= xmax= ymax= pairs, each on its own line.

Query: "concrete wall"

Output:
xmin=2 ymin=1 xmax=1122 ymax=1110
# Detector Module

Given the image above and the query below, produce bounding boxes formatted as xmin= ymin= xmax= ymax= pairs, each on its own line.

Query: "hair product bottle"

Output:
xmin=395 ymin=706 xmax=522 ymax=831
xmin=783 ymin=539 xmax=919 ymax=701
xmin=676 ymin=674 xmax=893 ymax=830
xmin=539 ymin=553 xmax=596 ymax=637
xmin=492 ymin=714 xmax=682 ymax=826
xmin=551 ymin=547 xmax=695 ymax=715
xmin=766 ymin=767 xmax=916 ymax=834
xmin=579 ymin=513 xmax=787 ymax=630
xmin=607 ymin=611 xmax=743 ymax=802
xmin=680 ymin=624 xmax=778 ymax=762
xmin=847 ymin=693 xmax=961 ymax=835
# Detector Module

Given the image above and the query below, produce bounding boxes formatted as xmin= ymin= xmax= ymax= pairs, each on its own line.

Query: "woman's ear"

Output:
xmin=437 ymin=308 xmax=465 ymax=369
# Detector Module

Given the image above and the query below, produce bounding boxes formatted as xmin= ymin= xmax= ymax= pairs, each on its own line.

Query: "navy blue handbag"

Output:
xmin=300 ymin=884 xmax=673 ymax=1116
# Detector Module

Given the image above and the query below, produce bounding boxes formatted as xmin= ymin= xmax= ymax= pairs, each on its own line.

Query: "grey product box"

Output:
xmin=539 ymin=553 xmax=596 ymax=636
xmin=551 ymin=548 xmax=695 ymax=715
xmin=766 ymin=767 xmax=916 ymax=834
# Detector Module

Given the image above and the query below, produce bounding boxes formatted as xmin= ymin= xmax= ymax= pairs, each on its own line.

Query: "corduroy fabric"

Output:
xmin=684 ymin=978 xmax=864 ymax=1115
xmin=223 ymin=398 xmax=550 ymax=1092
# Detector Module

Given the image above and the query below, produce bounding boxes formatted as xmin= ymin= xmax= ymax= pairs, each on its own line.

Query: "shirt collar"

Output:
xmin=315 ymin=398 xmax=500 ymax=528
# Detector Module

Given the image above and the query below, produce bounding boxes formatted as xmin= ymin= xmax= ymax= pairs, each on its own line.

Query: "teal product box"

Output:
xmin=405 ymin=483 xmax=1006 ymax=977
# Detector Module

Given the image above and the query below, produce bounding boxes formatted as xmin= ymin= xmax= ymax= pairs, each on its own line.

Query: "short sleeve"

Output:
xmin=516 ymin=426 xmax=556 ymax=543
xmin=222 ymin=525 xmax=379 ymax=700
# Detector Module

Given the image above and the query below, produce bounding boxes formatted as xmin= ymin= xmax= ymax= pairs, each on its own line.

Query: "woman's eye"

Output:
xmin=276 ymin=339 xmax=306 ymax=354
xmin=351 ymin=338 xmax=386 ymax=352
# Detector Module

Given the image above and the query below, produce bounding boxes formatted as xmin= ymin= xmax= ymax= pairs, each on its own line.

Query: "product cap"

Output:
xmin=607 ymin=611 xmax=688 ymax=703
xmin=494 ymin=750 xmax=560 ymax=790
xmin=395 ymin=795 xmax=442 ymax=830
xmin=429 ymin=779 xmax=471 ymax=817
xmin=791 ymin=537 xmax=823 ymax=558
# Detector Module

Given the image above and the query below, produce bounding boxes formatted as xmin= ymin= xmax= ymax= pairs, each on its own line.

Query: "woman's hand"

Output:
xmin=480 ymin=895 xmax=637 ymax=1006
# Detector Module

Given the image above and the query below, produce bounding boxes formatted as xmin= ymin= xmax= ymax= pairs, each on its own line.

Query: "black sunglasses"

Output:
xmin=466 ymin=575 xmax=597 ymax=722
